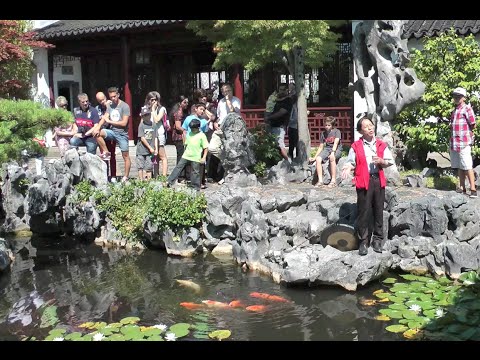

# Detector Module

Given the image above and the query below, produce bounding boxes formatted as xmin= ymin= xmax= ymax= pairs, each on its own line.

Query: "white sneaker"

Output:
xmin=110 ymin=177 xmax=117 ymax=183
xmin=218 ymin=178 xmax=225 ymax=185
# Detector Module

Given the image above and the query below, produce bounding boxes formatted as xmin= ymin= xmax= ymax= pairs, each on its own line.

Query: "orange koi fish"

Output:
xmin=246 ymin=305 xmax=268 ymax=312
xmin=228 ymin=300 xmax=246 ymax=308
xmin=201 ymin=300 xmax=231 ymax=308
xmin=249 ymin=292 xmax=291 ymax=303
xmin=179 ymin=302 xmax=204 ymax=310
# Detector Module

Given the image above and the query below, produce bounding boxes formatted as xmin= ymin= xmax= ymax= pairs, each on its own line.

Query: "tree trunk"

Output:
xmin=294 ymin=46 xmax=310 ymax=164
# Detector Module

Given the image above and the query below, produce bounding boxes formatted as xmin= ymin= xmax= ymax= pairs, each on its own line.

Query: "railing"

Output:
xmin=241 ymin=107 xmax=352 ymax=146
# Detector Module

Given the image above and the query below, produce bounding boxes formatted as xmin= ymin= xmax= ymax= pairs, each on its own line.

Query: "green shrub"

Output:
xmin=70 ymin=180 xmax=208 ymax=242
xmin=248 ymin=125 xmax=282 ymax=177
xmin=145 ymin=188 xmax=207 ymax=232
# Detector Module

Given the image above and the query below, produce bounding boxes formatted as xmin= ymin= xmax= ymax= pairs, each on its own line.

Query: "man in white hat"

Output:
xmin=449 ymin=86 xmax=477 ymax=198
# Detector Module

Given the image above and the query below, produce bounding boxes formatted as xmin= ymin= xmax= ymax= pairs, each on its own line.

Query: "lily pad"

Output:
xmin=382 ymin=278 xmax=397 ymax=284
xmin=399 ymin=274 xmax=418 ymax=281
xmin=402 ymin=310 xmax=420 ymax=320
xmin=146 ymin=335 xmax=164 ymax=341
xmin=169 ymin=323 xmax=191 ymax=338
xmin=403 ymin=328 xmax=421 ymax=339
xmin=40 ymin=305 xmax=59 ymax=328
xmin=385 ymin=324 xmax=408 ymax=333
xmin=106 ymin=334 xmax=126 ymax=341
xmin=120 ymin=317 xmax=141 ymax=325
xmin=388 ymin=303 xmax=407 ymax=311
xmin=379 ymin=309 xmax=403 ymax=319
xmin=208 ymin=329 xmax=231 ymax=340
xmin=64 ymin=332 xmax=83 ymax=340
xmin=48 ymin=328 xmax=67 ymax=336
xmin=375 ymin=315 xmax=391 ymax=321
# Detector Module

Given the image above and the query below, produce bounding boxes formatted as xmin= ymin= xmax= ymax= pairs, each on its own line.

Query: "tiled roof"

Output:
xmin=405 ymin=20 xmax=480 ymax=39
xmin=34 ymin=20 xmax=184 ymax=39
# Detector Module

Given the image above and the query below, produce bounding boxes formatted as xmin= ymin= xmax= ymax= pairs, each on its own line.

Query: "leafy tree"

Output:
xmin=0 ymin=20 xmax=53 ymax=99
xmin=187 ymin=20 xmax=344 ymax=163
xmin=0 ymin=99 xmax=73 ymax=166
xmin=396 ymin=29 xmax=480 ymax=167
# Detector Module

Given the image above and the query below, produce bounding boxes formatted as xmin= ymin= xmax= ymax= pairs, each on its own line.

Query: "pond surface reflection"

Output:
xmin=0 ymin=237 xmax=400 ymax=341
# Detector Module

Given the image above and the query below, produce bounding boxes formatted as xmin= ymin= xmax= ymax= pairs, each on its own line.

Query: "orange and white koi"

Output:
xmin=201 ymin=300 xmax=231 ymax=308
xmin=245 ymin=305 xmax=268 ymax=312
xmin=179 ymin=302 xmax=204 ymax=310
xmin=228 ymin=300 xmax=246 ymax=308
xmin=249 ymin=292 xmax=291 ymax=303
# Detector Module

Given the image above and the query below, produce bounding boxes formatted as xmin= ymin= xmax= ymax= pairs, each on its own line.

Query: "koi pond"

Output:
xmin=3 ymin=236 xmax=478 ymax=341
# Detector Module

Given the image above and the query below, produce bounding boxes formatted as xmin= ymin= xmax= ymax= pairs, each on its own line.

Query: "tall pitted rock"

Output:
xmin=352 ymin=20 xmax=425 ymax=143
xmin=221 ymin=113 xmax=258 ymax=186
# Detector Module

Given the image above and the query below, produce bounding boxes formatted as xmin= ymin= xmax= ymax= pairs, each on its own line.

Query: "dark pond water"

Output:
xmin=0 ymin=236 xmax=401 ymax=341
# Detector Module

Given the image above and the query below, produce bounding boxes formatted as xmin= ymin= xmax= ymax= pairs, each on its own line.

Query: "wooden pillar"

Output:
xmin=233 ymin=64 xmax=243 ymax=107
xmin=47 ymin=51 xmax=55 ymax=108
xmin=121 ymin=36 xmax=133 ymax=140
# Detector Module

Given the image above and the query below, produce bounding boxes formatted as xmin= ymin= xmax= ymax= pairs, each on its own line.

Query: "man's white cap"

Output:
xmin=452 ymin=87 xmax=467 ymax=97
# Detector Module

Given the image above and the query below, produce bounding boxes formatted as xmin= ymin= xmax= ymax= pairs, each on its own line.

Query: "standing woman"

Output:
xmin=145 ymin=91 xmax=168 ymax=178
xmin=341 ymin=115 xmax=393 ymax=256
xmin=170 ymin=95 xmax=190 ymax=182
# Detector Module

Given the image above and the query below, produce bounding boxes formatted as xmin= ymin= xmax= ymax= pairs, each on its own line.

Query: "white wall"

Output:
xmin=31 ymin=48 xmax=51 ymax=108
xmin=52 ymin=56 xmax=83 ymax=101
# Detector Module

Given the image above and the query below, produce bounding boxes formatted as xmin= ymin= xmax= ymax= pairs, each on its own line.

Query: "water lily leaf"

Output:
xmin=92 ymin=321 xmax=107 ymax=329
xmin=398 ymin=319 xmax=409 ymax=324
xmin=402 ymin=310 xmax=420 ymax=320
xmin=193 ymin=333 xmax=210 ymax=339
xmin=425 ymin=282 xmax=441 ymax=289
xmin=388 ymin=303 xmax=407 ymax=311
xmin=375 ymin=315 xmax=391 ymax=321
xmin=193 ymin=322 xmax=209 ymax=331
xmin=423 ymin=309 xmax=437 ymax=319
xmin=209 ymin=330 xmax=231 ymax=340
xmin=64 ymin=332 xmax=83 ymax=340
xmin=40 ymin=305 xmax=59 ymax=328
xmin=407 ymin=320 xmax=424 ymax=329
xmin=379 ymin=309 xmax=403 ymax=319
xmin=385 ymin=324 xmax=408 ymax=333
xmin=44 ymin=335 xmax=60 ymax=341
xmin=146 ymin=335 xmax=164 ymax=341
xmin=169 ymin=323 xmax=191 ymax=338
xmin=77 ymin=335 xmax=93 ymax=341
xmin=388 ymin=296 xmax=405 ymax=303
xmin=143 ymin=329 xmax=162 ymax=337
xmin=414 ymin=275 xmax=435 ymax=283
xmin=48 ymin=328 xmax=67 ymax=336
xmin=393 ymin=290 xmax=410 ymax=298
xmin=378 ymin=298 xmax=390 ymax=303
xmin=79 ymin=322 xmax=95 ymax=329
xmin=408 ymin=292 xmax=424 ymax=300
xmin=382 ymin=278 xmax=397 ymax=284
xmin=98 ymin=328 xmax=115 ymax=336
xmin=390 ymin=284 xmax=409 ymax=292
xmin=373 ymin=289 xmax=384 ymax=295
xmin=120 ymin=325 xmax=142 ymax=336
xmin=124 ymin=333 xmax=145 ymax=341
xmin=437 ymin=277 xmax=452 ymax=285
xmin=403 ymin=328 xmax=421 ymax=339
xmin=106 ymin=334 xmax=125 ymax=341
xmin=435 ymin=299 xmax=451 ymax=306
xmin=400 ymin=274 xmax=418 ymax=281
xmin=107 ymin=322 xmax=123 ymax=328
xmin=120 ymin=317 xmax=141 ymax=325
xmin=374 ymin=292 xmax=390 ymax=299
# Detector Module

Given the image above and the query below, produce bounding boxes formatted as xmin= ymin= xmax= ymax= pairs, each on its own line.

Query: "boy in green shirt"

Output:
xmin=167 ymin=119 xmax=208 ymax=190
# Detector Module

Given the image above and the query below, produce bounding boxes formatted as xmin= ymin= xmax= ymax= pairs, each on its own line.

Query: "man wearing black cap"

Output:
xmin=449 ymin=87 xmax=477 ymax=198
xmin=167 ymin=119 xmax=209 ymax=190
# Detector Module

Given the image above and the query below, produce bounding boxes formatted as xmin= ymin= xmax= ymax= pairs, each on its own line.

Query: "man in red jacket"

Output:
xmin=341 ymin=115 xmax=394 ymax=256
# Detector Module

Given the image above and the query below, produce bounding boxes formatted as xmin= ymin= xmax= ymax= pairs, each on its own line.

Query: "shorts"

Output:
xmin=157 ymin=125 xmax=166 ymax=146
xmin=317 ymin=148 xmax=342 ymax=163
xmin=270 ymin=126 xmax=286 ymax=148
xmin=450 ymin=146 xmax=473 ymax=170
xmin=104 ymin=129 xmax=129 ymax=152
xmin=136 ymin=154 xmax=153 ymax=171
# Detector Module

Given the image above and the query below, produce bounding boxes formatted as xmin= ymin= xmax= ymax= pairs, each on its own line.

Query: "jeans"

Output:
xmin=70 ymin=136 xmax=98 ymax=154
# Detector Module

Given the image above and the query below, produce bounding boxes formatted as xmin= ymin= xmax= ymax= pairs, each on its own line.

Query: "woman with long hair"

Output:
xmin=144 ymin=91 xmax=168 ymax=177
xmin=170 ymin=95 xmax=190 ymax=182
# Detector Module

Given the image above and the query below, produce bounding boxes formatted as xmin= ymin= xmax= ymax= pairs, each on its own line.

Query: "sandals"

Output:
xmin=326 ymin=182 xmax=337 ymax=188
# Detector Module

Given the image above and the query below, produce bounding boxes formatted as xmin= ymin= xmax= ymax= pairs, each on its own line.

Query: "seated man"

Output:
xmin=309 ymin=116 xmax=342 ymax=187
xmin=70 ymin=93 xmax=109 ymax=156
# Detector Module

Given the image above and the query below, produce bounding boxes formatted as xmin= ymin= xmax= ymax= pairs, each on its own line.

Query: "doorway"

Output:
xmin=57 ymin=81 xmax=80 ymax=112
